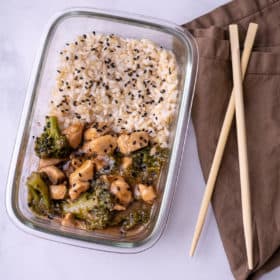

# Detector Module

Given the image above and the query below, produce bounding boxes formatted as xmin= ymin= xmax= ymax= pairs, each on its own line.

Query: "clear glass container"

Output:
xmin=6 ymin=7 xmax=197 ymax=253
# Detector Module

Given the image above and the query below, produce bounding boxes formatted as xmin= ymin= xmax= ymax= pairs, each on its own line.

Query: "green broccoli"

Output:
xmin=27 ymin=172 xmax=51 ymax=215
xmin=34 ymin=116 xmax=71 ymax=159
xmin=110 ymin=202 xmax=151 ymax=232
xmin=62 ymin=184 xmax=115 ymax=230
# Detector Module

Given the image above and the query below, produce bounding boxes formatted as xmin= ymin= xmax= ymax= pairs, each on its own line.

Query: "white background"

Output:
xmin=1 ymin=1 xmax=279 ymax=279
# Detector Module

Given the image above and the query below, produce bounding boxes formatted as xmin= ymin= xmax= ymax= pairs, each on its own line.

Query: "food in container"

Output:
xmin=6 ymin=8 xmax=197 ymax=253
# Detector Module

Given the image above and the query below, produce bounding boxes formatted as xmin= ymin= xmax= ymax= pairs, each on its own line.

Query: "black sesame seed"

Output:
xmin=83 ymin=34 xmax=87 ymax=39
xmin=74 ymin=55 xmax=78 ymax=60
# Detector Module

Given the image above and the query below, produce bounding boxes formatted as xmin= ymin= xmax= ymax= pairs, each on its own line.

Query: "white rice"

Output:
xmin=50 ymin=32 xmax=179 ymax=147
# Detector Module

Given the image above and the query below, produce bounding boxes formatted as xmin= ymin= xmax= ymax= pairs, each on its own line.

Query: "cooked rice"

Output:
xmin=50 ymin=32 xmax=179 ymax=147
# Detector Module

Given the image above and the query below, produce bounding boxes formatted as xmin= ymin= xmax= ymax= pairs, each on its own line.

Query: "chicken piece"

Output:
xmin=93 ymin=155 xmax=111 ymax=171
xmin=40 ymin=165 xmax=65 ymax=184
xmin=49 ymin=184 xmax=67 ymax=200
xmin=71 ymin=157 xmax=83 ymax=169
xmin=113 ymin=204 xmax=126 ymax=211
xmin=69 ymin=181 xmax=90 ymax=200
xmin=68 ymin=160 xmax=94 ymax=200
xmin=84 ymin=123 xmax=111 ymax=141
xmin=121 ymin=157 xmax=132 ymax=170
xmin=110 ymin=178 xmax=132 ymax=205
xmin=137 ymin=184 xmax=156 ymax=204
xmin=84 ymin=128 xmax=100 ymax=141
xmin=39 ymin=158 xmax=64 ymax=169
xmin=69 ymin=160 xmax=94 ymax=186
xmin=117 ymin=132 xmax=149 ymax=154
xmin=82 ymin=135 xmax=117 ymax=156
xmin=61 ymin=213 xmax=77 ymax=227
xmin=63 ymin=122 xmax=84 ymax=149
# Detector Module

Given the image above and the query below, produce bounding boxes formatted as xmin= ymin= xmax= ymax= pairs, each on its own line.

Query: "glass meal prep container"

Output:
xmin=6 ymin=8 xmax=197 ymax=253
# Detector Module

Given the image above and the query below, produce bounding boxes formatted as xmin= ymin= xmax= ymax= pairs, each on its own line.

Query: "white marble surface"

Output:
xmin=1 ymin=0 xmax=279 ymax=279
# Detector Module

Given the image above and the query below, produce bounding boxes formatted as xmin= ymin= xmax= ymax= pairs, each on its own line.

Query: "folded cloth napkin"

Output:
xmin=182 ymin=0 xmax=280 ymax=279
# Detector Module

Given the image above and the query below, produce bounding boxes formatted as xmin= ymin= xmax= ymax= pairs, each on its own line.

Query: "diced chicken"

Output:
xmin=149 ymin=145 xmax=157 ymax=156
xmin=71 ymin=157 xmax=83 ymax=169
xmin=49 ymin=184 xmax=67 ymax=200
xmin=93 ymin=155 xmax=111 ymax=171
xmin=69 ymin=181 xmax=90 ymax=200
xmin=137 ymin=184 xmax=156 ymax=204
xmin=68 ymin=160 xmax=94 ymax=200
xmin=82 ymin=135 xmax=117 ymax=156
xmin=113 ymin=204 xmax=126 ymax=211
xmin=40 ymin=165 xmax=65 ymax=184
xmin=84 ymin=123 xmax=111 ymax=141
xmin=39 ymin=158 xmax=64 ymax=169
xmin=69 ymin=160 xmax=94 ymax=185
xmin=84 ymin=128 xmax=100 ymax=141
xmin=110 ymin=178 xmax=132 ymax=205
xmin=63 ymin=122 xmax=84 ymax=148
xmin=121 ymin=157 xmax=132 ymax=170
xmin=117 ymin=132 xmax=149 ymax=154
xmin=61 ymin=213 xmax=76 ymax=227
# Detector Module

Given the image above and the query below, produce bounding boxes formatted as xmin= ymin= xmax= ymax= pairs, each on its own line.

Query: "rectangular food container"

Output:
xmin=6 ymin=7 xmax=197 ymax=253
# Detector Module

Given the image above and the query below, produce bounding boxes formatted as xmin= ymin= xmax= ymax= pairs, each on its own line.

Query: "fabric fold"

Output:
xmin=182 ymin=0 xmax=280 ymax=279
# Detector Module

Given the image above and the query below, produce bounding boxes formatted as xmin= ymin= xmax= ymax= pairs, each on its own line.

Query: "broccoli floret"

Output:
xmin=62 ymin=184 xmax=115 ymax=230
xmin=110 ymin=202 xmax=151 ymax=232
xmin=34 ymin=116 xmax=71 ymax=159
xmin=27 ymin=172 xmax=51 ymax=215
xmin=124 ymin=145 xmax=168 ymax=185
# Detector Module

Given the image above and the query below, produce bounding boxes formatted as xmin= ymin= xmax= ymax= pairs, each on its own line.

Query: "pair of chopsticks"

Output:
xmin=189 ymin=23 xmax=258 ymax=270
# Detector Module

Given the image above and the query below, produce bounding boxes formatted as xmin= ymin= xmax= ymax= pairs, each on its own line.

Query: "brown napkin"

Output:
xmin=182 ymin=0 xmax=280 ymax=279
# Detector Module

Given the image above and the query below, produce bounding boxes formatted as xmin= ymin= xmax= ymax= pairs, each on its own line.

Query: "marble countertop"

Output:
xmin=0 ymin=0 xmax=279 ymax=279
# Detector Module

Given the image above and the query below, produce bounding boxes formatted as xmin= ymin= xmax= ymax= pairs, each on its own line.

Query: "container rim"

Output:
xmin=5 ymin=7 xmax=198 ymax=253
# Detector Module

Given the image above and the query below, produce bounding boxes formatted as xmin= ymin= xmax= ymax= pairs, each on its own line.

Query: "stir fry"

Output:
xmin=27 ymin=116 xmax=168 ymax=233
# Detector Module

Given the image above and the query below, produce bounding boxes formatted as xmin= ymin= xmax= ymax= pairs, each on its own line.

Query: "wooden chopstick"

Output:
xmin=189 ymin=23 xmax=258 ymax=258
xmin=229 ymin=24 xmax=253 ymax=270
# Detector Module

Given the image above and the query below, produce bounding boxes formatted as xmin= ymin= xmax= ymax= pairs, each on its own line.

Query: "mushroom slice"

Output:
xmin=63 ymin=122 xmax=84 ymax=149
xmin=49 ymin=184 xmax=67 ymax=200
xmin=82 ymin=135 xmax=117 ymax=156
xmin=117 ymin=132 xmax=149 ymax=154
xmin=136 ymin=184 xmax=156 ymax=204
xmin=40 ymin=165 xmax=65 ymax=184
xmin=110 ymin=178 xmax=132 ymax=205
